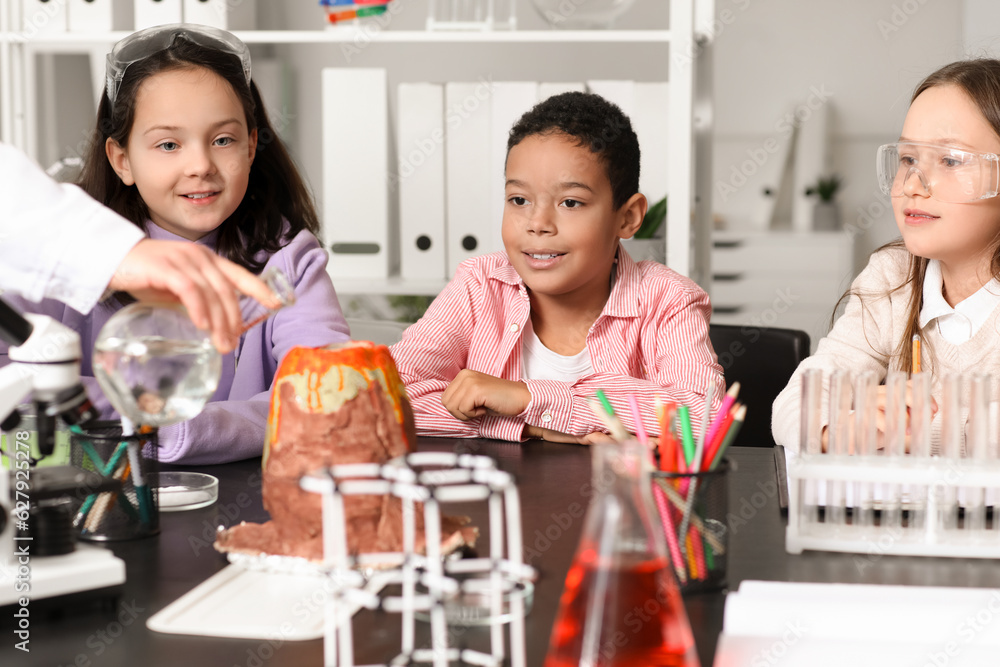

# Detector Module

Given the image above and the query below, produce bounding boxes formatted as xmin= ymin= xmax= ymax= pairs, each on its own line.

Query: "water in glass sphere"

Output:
xmin=93 ymin=305 xmax=221 ymax=427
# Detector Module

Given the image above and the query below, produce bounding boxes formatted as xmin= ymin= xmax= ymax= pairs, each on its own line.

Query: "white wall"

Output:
xmin=711 ymin=0 xmax=966 ymax=273
xmin=255 ymin=0 xmax=670 ymax=225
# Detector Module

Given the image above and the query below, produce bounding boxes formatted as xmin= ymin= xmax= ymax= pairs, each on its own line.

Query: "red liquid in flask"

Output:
xmin=545 ymin=550 xmax=699 ymax=667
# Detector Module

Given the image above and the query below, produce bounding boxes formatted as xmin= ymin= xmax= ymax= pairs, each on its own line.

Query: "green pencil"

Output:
xmin=677 ymin=405 xmax=696 ymax=467
xmin=595 ymin=389 xmax=615 ymax=417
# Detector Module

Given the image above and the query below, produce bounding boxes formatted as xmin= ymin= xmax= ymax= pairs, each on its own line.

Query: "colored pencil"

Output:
xmin=710 ymin=405 xmax=746 ymax=471
xmin=655 ymin=400 xmax=679 ymax=472
xmin=702 ymin=382 xmax=740 ymax=461
xmin=627 ymin=395 xmax=649 ymax=446
xmin=652 ymin=483 xmax=688 ymax=583
xmin=677 ymin=405 xmax=696 ymax=468
xmin=692 ymin=384 xmax=716 ymax=471
xmin=912 ymin=334 xmax=921 ymax=374
xmin=702 ymin=403 xmax=739 ymax=472
xmin=587 ymin=399 xmax=629 ymax=442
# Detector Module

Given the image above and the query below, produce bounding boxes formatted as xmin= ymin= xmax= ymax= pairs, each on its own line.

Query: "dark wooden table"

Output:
xmin=6 ymin=440 xmax=1000 ymax=666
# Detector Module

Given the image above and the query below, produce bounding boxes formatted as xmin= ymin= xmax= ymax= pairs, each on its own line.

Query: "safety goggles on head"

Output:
xmin=876 ymin=141 xmax=1000 ymax=204
xmin=106 ymin=23 xmax=251 ymax=106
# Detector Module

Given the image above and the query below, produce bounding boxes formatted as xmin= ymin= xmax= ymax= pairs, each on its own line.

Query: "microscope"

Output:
xmin=0 ymin=296 xmax=126 ymax=607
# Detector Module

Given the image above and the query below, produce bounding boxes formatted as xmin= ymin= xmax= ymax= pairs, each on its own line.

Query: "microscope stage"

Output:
xmin=1 ymin=543 xmax=126 ymax=606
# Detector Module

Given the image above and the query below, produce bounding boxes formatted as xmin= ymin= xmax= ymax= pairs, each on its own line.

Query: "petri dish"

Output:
xmin=415 ymin=574 xmax=534 ymax=627
xmin=153 ymin=472 xmax=219 ymax=512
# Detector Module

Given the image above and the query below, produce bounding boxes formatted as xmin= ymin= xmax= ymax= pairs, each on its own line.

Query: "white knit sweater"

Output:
xmin=771 ymin=246 xmax=1000 ymax=454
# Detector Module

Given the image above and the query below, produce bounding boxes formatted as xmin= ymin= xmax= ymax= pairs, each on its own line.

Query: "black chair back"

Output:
xmin=708 ymin=324 xmax=810 ymax=448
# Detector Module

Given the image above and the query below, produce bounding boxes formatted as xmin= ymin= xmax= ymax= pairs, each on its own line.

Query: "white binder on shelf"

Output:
xmin=488 ymin=81 xmax=538 ymax=256
xmin=586 ymin=80 xmax=636 ymax=118
xmin=67 ymin=0 xmax=133 ymax=31
xmin=397 ymin=83 xmax=447 ymax=281
xmin=444 ymin=81 xmax=493 ymax=277
xmin=538 ymin=82 xmax=585 ymax=100
xmin=133 ymin=0 xmax=181 ymax=29
xmin=633 ymin=82 xmax=670 ymax=205
xmin=322 ymin=68 xmax=392 ymax=280
xmin=22 ymin=0 xmax=67 ymax=34
xmin=791 ymin=100 xmax=831 ymax=231
xmin=182 ymin=0 xmax=256 ymax=30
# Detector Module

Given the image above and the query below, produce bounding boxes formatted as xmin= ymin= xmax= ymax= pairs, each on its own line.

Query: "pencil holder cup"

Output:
xmin=69 ymin=421 xmax=160 ymax=541
xmin=651 ymin=460 xmax=730 ymax=594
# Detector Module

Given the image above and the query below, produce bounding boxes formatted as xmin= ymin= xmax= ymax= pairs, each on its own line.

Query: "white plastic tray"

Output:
xmin=146 ymin=564 xmax=331 ymax=640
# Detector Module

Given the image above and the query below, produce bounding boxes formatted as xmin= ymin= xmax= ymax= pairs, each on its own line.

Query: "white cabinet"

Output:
xmin=710 ymin=231 xmax=855 ymax=352
xmin=0 ymin=0 xmax=713 ymax=294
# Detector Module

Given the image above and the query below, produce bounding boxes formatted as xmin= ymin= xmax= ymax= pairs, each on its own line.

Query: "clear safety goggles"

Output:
xmin=106 ymin=23 xmax=251 ymax=106
xmin=876 ymin=141 xmax=1000 ymax=203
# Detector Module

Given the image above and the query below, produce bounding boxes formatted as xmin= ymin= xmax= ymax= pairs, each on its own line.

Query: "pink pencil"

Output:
xmin=627 ymin=395 xmax=649 ymax=445
xmin=652 ymin=483 xmax=688 ymax=583
xmin=701 ymin=382 xmax=740 ymax=460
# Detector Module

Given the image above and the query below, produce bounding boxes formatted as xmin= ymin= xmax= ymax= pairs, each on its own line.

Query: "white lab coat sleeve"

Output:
xmin=0 ymin=143 xmax=143 ymax=314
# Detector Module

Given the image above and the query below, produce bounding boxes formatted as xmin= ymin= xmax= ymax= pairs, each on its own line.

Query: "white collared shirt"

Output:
xmin=919 ymin=259 xmax=1000 ymax=344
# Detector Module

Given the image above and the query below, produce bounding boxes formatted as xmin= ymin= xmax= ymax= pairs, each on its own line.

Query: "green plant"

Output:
xmin=805 ymin=175 xmax=842 ymax=203
xmin=634 ymin=195 xmax=667 ymax=239
xmin=387 ymin=295 xmax=433 ymax=323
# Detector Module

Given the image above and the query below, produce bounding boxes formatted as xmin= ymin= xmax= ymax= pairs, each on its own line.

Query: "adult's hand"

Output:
xmin=108 ymin=239 xmax=280 ymax=353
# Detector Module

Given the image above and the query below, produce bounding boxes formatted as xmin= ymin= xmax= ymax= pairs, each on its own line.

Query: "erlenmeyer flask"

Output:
xmin=544 ymin=439 xmax=700 ymax=667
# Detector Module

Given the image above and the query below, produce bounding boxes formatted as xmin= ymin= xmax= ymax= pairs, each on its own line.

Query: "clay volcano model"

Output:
xmin=215 ymin=341 xmax=477 ymax=562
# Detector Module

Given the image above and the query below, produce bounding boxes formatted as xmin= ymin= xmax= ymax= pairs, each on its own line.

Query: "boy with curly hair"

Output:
xmin=391 ymin=92 xmax=722 ymax=443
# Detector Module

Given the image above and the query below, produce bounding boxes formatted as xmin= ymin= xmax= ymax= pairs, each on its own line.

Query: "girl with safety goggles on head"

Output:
xmin=773 ymin=59 xmax=1000 ymax=455
xmin=2 ymin=24 xmax=351 ymax=464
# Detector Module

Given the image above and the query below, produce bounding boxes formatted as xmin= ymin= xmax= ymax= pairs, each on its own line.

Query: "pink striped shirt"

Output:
xmin=390 ymin=249 xmax=723 ymax=441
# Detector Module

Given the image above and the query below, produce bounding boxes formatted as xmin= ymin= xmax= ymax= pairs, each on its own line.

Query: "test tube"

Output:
xmin=910 ymin=373 xmax=932 ymax=459
xmin=799 ymin=369 xmax=824 ymax=529
xmin=827 ymin=370 xmax=852 ymax=527
xmin=966 ymin=375 xmax=989 ymax=533
xmin=853 ymin=371 xmax=879 ymax=528
xmin=238 ymin=267 xmax=296 ymax=335
xmin=908 ymin=372 xmax=933 ymax=531
xmin=938 ymin=374 xmax=962 ymax=531
xmin=882 ymin=371 xmax=907 ymax=531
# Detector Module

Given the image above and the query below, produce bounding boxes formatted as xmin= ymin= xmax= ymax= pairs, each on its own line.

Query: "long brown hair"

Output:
xmin=78 ymin=34 xmax=320 ymax=275
xmin=837 ymin=59 xmax=1000 ymax=373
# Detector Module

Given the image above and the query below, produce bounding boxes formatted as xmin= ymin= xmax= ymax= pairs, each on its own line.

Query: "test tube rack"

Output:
xmin=787 ymin=367 xmax=1000 ymax=559
xmin=299 ymin=451 xmax=536 ymax=667
xmin=787 ymin=454 xmax=1000 ymax=558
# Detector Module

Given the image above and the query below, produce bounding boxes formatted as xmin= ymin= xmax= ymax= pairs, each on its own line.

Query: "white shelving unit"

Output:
xmin=0 ymin=1 xmax=714 ymax=293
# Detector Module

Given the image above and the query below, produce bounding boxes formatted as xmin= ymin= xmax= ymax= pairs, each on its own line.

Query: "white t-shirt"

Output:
xmin=521 ymin=323 xmax=593 ymax=383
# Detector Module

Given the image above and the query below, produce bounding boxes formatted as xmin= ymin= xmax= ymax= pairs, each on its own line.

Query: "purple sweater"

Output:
xmin=0 ymin=221 xmax=351 ymax=464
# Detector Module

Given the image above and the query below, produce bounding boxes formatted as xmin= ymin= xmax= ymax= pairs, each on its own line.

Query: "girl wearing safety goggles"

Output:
xmin=773 ymin=59 xmax=1000 ymax=454
xmin=4 ymin=24 xmax=351 ymax=464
